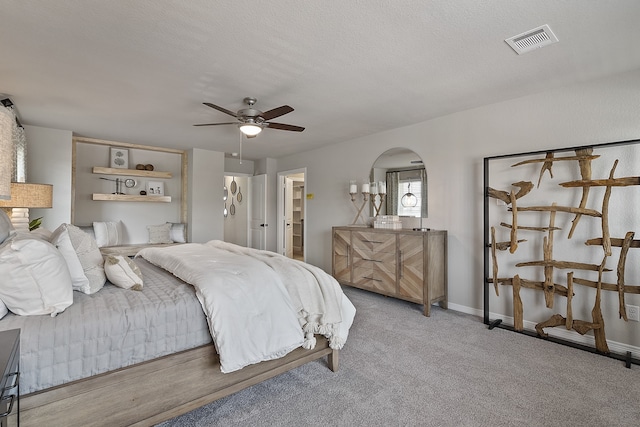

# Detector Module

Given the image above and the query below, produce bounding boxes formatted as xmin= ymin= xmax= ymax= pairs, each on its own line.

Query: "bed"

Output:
xmin=0 ymin=214 xmax=355 ymax=427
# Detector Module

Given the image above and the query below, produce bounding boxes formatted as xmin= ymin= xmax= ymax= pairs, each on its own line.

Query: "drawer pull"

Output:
xmin=363 ymin=276 xmax=382 ymax=282
xmin=399 ymin=250 xmax=404 ymax=278
xmin=0 ymin=394 xmax=15 ymax=417
xmin=1 ymin=372 xmax=18 ymax=392
xmin=361 ymin=239 xmax=383 ymax=244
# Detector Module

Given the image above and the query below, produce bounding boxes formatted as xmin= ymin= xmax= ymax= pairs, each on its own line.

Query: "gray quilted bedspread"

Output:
xmin=0 ymin=258 xmax=212 ymax=394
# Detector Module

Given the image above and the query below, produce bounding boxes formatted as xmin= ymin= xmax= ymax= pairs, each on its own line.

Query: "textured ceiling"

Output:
xmin=1 ymin=1 xmax=640 ymax=160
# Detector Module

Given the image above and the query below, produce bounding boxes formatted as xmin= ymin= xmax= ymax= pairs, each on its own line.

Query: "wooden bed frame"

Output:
xmin=11 ymin=336 xmax=338 ymax=427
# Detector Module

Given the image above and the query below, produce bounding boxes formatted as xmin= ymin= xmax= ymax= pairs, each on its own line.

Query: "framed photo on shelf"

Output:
xmin=146 ymin=181 xmax=165 ymax=196
xmin=110 ymin=147 xmax=129 ymax=169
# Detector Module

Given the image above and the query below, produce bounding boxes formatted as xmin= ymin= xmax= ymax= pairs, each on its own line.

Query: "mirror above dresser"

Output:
xmin=370 ymin=148 xmax=427 ymax=225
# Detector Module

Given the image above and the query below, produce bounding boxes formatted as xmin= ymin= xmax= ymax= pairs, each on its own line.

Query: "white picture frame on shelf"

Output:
xmin=146 ymin=181 xmax=164 ymax=196
xmin=110 ymin=147 xmax=129 ymax=169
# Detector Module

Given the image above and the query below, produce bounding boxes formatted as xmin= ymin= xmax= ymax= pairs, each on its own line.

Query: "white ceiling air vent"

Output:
xmin=505 ymin=24 xmax=558 ymax=55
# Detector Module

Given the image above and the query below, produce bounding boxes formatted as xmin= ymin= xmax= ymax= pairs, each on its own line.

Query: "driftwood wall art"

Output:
xmin=484 ymin=140 xmax=640 ymax=364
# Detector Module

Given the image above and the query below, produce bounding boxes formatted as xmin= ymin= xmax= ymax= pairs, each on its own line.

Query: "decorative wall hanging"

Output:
xmin=110 ymin=147 xmax=129 ymax=169
xmin=484 ymin=138 xmax=640 ymax=367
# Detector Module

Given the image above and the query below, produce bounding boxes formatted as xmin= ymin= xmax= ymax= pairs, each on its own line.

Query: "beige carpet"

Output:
xmin=158 ymin=286 xmax=640 ymax=426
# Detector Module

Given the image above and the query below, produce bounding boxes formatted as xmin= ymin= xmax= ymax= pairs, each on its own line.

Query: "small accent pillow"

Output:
xmin=104 ymin=255 xmax=144 ymax=290
xmin=0 ymin=299 xmax=8 ymax=320
xmin=0 ymin=236 xmax=73 ymax=316
xmin=147 ymin=223 xmax=172 ymax=244
xmin=168 ymin=222 xmax=187 ymax=243
xmin=93 ymin=221 xmax=122 ymax=247
xmin=51 ymin=223 xmax=106 ymax=294
xmin=0 ymin=209 xmax=15 ymax=245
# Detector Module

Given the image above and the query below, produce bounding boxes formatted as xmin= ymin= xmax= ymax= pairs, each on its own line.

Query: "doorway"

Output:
xmin=277 ymin=169 xmax=305 ymax=261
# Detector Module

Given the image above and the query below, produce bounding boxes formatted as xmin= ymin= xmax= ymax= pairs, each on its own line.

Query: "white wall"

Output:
xmin=277 ymin=68 xmax=640 ymax=348
xmin=188 ymin=148 xmax=225 ymax=243
xmin=225 ymin=157 xmax=254 ymax=175
xmin=24 ymin=125 xmax=72 ymax=229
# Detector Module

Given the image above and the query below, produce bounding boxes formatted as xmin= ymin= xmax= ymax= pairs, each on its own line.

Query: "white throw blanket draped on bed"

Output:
xmin=206 ymin=240 xmax=347 ymax=349
xmin=138 ymin=241 xmax=351 ymax=373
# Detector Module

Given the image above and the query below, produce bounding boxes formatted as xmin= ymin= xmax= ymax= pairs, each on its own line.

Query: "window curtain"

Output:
xmin=0 ymin=99 xmax=26 ymax=184
xmin=386 ymin=170 xmax=399 ymax=215
xmin=418 ymin=168 xmax=427 ymax=217
xmin=0 ymin=105 xmax=12 ymax=199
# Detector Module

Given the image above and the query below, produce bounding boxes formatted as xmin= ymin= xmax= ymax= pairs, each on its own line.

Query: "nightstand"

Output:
xmin=0 ymin=329 xmax=19 ymax=427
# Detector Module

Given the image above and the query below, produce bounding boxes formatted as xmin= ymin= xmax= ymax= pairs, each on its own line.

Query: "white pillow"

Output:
xmin=104 ymin=255 xmax=144 ymax=290
xmin=93 ymin=221 xmax=122 ymax=247
xmin=0 ymin=209 xmax=15 ymax=245
xmin=168 ymin=222 xmax=187 ymax=243
xmin=51 ymin=224 xmax=106 ymax=294
xmin=0 ymin=299 xmax=8 ymax=320
xmin=0 ymin=236 xmax=73 ymax=316
xmin=147 ymin=223 xmax=172 ymax=244
xmin=30 ymin=227 xmax=53 ymax=241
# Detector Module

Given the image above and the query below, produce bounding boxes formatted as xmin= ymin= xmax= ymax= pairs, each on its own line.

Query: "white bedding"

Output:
xmin=138 ymin=240 xmax=355 ymax=373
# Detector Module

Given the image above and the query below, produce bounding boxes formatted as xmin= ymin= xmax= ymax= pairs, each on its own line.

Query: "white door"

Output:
xmin=248 ymin=174 xmax=267 ymax=250
xmin=284 ymin=177 xmax=294 ymax=258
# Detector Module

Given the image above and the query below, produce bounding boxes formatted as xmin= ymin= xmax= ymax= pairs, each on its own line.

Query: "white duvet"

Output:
xmin=138 ymin=241 xmax=355 ymax=373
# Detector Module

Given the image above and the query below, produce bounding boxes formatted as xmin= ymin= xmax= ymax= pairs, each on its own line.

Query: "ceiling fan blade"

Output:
xmin=266 ymin=122 xmax=305 ymax=132
xmin=203 ymin=102 xmax=238 ymax=118
xmin=261 ymin=105 xmax=294 ymax=121
xmin=193 ymin=122 xmax=237 ymax=127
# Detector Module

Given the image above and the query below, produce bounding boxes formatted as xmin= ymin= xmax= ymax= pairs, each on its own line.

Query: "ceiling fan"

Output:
xmin=194 ymin=97 xmax=305 ymax=138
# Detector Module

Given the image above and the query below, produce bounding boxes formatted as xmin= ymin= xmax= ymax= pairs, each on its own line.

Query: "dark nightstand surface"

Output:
xmin=0 ymin=328 xmax=19 ymax=427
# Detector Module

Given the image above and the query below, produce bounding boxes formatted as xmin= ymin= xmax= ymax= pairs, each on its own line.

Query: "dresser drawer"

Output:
xmin=351 ymin=231 xmax=396 ymax=253
xmin=353 ymin=252 xmax=396 ymax=294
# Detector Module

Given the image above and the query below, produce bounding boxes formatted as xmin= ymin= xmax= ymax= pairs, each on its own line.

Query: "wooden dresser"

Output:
xmin=332 ymin=226 xmax=447 ymax=316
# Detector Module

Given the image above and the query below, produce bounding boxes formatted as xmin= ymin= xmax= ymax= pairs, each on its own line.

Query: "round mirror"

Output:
xmin=370 ymin=148 xmax=427 ymax=218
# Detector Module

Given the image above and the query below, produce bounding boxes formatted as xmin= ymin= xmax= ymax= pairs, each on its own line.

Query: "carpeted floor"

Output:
xmin=157 ymin=286 xmax=640 ymax=427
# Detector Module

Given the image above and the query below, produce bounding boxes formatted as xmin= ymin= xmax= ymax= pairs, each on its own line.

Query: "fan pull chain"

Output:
xmin=238 ymin=130 xmax=243 ymax=164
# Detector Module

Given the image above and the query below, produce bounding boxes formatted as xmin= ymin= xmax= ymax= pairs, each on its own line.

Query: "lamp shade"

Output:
xmin=0 ymin=183 xmax=53 ymax=208
xmin=0 ymin=106 xmax=12 ymax=200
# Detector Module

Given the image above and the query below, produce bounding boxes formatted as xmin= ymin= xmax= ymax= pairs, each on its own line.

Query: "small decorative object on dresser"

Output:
xmin=109 ymin=147 xmax=129 ymax=169
xmin=332 ymin=226 xmax=447 ymax=316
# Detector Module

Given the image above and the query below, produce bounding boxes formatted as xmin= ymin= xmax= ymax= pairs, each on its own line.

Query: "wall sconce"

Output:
xmin=0 ymin=182 xmax=53 ymax=231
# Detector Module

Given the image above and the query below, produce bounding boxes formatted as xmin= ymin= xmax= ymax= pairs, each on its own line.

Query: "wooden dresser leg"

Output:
xmin=328 ymin=349 xmax=339 ymax=372
xmin=423 ymin=303 xmax=431 ymax=317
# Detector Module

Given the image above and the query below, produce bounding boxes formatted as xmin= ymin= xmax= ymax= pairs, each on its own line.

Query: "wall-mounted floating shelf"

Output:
xmin=92 ymin=167 xmax=172 ymax=179
xmin=92 ymin=193 xmax=171 ymax=203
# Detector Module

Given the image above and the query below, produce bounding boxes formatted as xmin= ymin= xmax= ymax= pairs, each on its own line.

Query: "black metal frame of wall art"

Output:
xmin=483 ymin=137 xmax=640 ymax=368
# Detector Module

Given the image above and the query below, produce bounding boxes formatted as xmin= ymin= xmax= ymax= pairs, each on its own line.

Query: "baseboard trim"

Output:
xmin=444 ymin=302 xmax=640 ymax=360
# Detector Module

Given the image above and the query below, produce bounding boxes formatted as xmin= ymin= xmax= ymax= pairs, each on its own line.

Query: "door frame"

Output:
xmin=277 ymin=167 xmax=306 ymax=261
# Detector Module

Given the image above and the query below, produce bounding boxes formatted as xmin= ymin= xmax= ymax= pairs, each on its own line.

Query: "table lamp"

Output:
xmin=0 ymin=182 xmax=53 ymax=231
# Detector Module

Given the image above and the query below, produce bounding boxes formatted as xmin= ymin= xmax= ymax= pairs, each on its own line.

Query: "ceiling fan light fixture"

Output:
xmin=239 ymin=123 xmax=262 ymax=136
